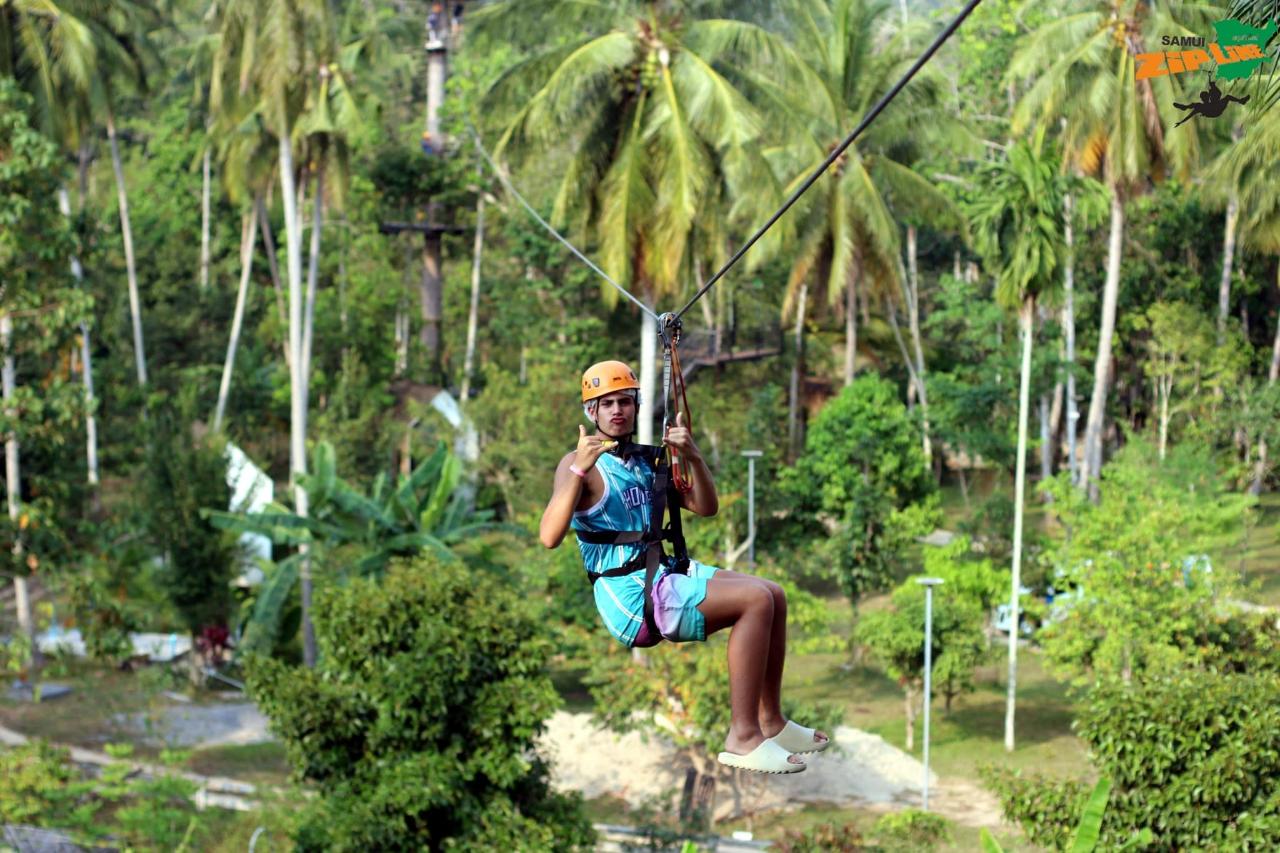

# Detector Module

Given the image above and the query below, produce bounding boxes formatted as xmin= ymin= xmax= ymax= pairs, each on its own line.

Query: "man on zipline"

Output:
xmin=539 ymin=360 xmax=828 ymax=774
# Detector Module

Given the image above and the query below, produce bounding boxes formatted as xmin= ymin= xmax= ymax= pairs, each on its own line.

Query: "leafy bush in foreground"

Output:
xmin=248 ymin=556 xmax=594 ymax=851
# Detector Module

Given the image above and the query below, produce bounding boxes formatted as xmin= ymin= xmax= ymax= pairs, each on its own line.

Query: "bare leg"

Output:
xmin=697 ymin=576 xmax=803 ymax=766
xmin=715 ymin=570 xmax=828 ymax=749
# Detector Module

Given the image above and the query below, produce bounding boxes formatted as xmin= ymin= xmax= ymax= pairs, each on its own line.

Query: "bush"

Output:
xmin=984 ymin=671 xmax=1280 ymax=849
xmin=781 ymin=374 xmax=938 ymax=605
xmin=0 ymin=741 xmax=205 ymax=848
xmin=247 ymin=556 xmax=595 ymax=851
xmin=871 ymin=809 xmax=952 ymax=851
xmin=774 ymin=821 xmax=865 ymax=852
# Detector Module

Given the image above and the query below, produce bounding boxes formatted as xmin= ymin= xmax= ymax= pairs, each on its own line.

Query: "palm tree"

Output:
xmin=1008 ymin=0 xmax=1218 ymax=496
xmin=1 ymin=0 xmax=154 ymax=492
xmin=209 ymin=0 xmax=388 ymax=666
xmin=474 ymin=0 xmax=811 ymax=442
xmin=970 ymin=137 xmax=1073 ymax=752
xmin=209 ymin=0 xmax=321 ymax=664
xmin=746 ymin=0 xmax=957 ymax=392
xmin=1210 ymin=108 xmax=1280 ymax=492
xmin=209 ymin=442 xmax=509 ymax=654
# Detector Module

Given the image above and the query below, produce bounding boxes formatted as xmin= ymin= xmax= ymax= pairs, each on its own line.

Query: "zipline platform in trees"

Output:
xmin=377 ymin=220 xmax=469 ymax=237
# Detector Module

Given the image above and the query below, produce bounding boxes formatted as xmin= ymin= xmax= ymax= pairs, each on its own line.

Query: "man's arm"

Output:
xmin=539 ymin=454 xmax=586 ymax=549
xmin=539 ymin=425 xmax=613 ymax=548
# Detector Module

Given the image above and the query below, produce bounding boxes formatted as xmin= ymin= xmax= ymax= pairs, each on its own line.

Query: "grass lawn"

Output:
xmin=186 ymin=740 xmax=292 ymax=786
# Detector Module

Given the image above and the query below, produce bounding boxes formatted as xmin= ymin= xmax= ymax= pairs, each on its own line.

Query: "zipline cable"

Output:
xmin=673 ymin=0 xmax=985 ymax=321
xmin=469 ymin=127 xmax=660 ymax=322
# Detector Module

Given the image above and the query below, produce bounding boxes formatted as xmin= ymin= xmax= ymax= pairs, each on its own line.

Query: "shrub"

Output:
xmin=247 ymin=556 xmax=595 ymax=851
xmin=985 ymin=671 xmax=1280 ymax=849
xmin=774 ymin=821 xmax=865 ymax=852
xmin=872 ymin=808 xmax=952 ymax=850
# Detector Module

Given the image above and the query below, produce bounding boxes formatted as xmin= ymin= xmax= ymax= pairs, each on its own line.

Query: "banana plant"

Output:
xmin=207 ymin=441 xmax=515 ymax=654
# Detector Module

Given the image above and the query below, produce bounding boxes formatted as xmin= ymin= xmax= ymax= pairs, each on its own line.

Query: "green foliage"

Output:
xmin=140 ymin=408 xmax=238 ymax=635
xmin=246 ymin=556 xmax=594 ymax=851
xmin=855 ymin=577 xmax=986 ymax=716
xmin=774 ymin=820 xmax=865 ymax=853
xmin=782 ymin=374 xmax=937 ymax=604
xmin=969 ymin=138 xmax=1068 ymax=309
xmin=1038 ymin=440 xmax=1255 ymax=686
xmin=986 ymin=671 xmax=1280 ymax=850
xmin=212 ymin=440 xmax=509 ymax=655
xmin=871 ymin=808 xmax=953 ymax=851
xmin=0 ymin=77 xmax=90 ymax=584
xmin=0 ymin=740 xmax=210 ymax=849
xmin=921 ymin=536 xmax=1007 ymax=613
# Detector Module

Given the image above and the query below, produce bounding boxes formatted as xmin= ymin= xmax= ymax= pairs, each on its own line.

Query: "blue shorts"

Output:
xmin=634 ymin=560 xmax=720 ymax=646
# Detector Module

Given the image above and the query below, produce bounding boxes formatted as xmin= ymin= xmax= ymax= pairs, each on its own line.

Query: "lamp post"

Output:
xmin=741 ymin=450 xmax=762 ymax=571
xmin=916 ymin=576 xmax=944 ymax=810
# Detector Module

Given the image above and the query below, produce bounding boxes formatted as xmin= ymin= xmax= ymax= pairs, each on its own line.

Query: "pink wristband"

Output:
xmin=569 ymin=464 xmax=588 ymax=479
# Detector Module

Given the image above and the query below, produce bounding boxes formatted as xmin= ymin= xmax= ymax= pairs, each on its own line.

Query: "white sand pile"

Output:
xmin=538 ymin=711 xmax=936 ymax=819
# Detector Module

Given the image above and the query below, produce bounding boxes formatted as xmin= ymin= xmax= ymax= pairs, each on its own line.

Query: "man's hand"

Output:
xmin=573 ymin=424 xmax=616 ymax=472
xmin=663 ymin=411 xmax=700 ymax=460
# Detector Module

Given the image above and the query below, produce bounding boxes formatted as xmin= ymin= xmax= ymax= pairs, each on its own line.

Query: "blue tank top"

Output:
xmin=571 ymin=451 xmax=662 ymax=647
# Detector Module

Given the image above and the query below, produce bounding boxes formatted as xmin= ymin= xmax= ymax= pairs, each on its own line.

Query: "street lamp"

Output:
xmin=916 ymin=576 xmax=944 ymax=810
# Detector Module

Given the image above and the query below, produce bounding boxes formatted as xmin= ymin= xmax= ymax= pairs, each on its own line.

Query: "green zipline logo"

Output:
xmin=1135 ymin=16 xmax=1277 ymax=126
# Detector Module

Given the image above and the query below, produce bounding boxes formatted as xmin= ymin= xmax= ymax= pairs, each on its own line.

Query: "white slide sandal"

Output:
xmin=768 ymin=720 xmax=831 ymax=755
xmin=717 ymin=738 xmax=807 ymax=774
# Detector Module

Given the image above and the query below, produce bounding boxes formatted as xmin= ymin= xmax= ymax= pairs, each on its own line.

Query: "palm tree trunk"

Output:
xmin=788 ymin=283 xmax=808 ymax=458
xmin=1082 ymin=191 xmax=1124 ymax=498
xmin=1063 ymin=193 xmax=1079 ymax=486
xmin=639 ymin=308 xmax=658 ymax=445
xmin=302 ymin=165 xmax=323 ymax=399
xmin=201 ymin=146 xmax=212 ymax=292
xmin=277 ymin=117 xmax=316 ymax=669
xmin=1250 ymin=263 xmax=1280 ymax=494
xmin=214 ymin=206 xmax=259 ymax=433
xmin=57 ymin=189 xmax=100 ymax=496
xmin=1039 ymin=395 xmax=1052 ymax=481
xmin=256 ymin=194 xmax=292 ymax=372
xmin=1218 ymin=188 xmax=1239 ymax=344
xmin=844 ymin=261 xmax=860 ymax=386
xmin=2 ymin=314 xmax=37 ymax=671
xmin=460 ymin=190 xmax=485 ymax=406
xmin=1005 ymin=297 xmax=1035 ymax=752
xmin=106 ymin=109 xmax=147 ymax=387
xmin=1158 ymin=377 xmax=1170 ymax=461
xmin=907 ymin=226 xmax=932 ymax=465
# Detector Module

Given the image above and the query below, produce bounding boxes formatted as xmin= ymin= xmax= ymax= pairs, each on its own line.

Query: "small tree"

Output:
xmin=782 ymin=374 xmax=938 ymax=607
xmin=1039 ymin=440 xmax=1253 ymax=687
xmin=141 ymin=410 xmax=237 ymax=639
xmin=247 ymin=556 xmax=594 ymax=850
xmin=856 ymin=580 xmax=985 ymax=749
xmin=1137 ymin=301 xmax=1215 ymax=460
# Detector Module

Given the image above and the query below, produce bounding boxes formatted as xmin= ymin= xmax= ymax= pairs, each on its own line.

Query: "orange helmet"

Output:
xmin=582 ymin=360 xmax=640 ymax=403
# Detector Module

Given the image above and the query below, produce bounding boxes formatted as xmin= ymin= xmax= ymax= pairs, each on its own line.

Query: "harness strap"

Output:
xmin=579 ymin=444 xmax=689 ymax=644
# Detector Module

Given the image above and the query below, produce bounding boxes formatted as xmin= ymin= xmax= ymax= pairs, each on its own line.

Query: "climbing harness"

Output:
xmin=576 ymin=441 xmax=691 ymax=644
